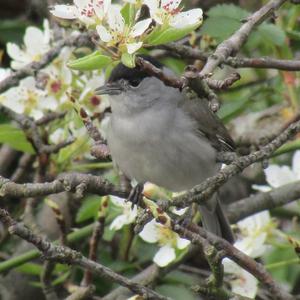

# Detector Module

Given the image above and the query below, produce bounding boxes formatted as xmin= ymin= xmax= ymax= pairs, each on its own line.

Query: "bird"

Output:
xmin=96 ymin=55 xmax=235 ymax=243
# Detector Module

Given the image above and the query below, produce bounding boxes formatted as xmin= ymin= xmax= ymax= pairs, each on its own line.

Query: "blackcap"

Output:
xmin=96 ymin=56 xmax=234 ymax=243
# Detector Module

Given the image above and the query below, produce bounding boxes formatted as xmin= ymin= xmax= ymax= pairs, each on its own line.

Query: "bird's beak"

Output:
xmin=95 ymin=83 xmax=122 ymax=95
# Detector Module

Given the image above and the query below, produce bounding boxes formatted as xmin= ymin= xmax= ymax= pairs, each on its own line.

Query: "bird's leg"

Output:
xmin=127 ymin=182 xmax=144 ymax=208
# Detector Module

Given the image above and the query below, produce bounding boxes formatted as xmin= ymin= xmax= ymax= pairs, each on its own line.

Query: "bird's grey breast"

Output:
xmin=107 ymin=88 xmax=218 ymax=192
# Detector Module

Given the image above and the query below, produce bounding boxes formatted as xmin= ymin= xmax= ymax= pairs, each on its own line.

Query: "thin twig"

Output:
xmin=159 ymin=43 xmax=300 ymax=71
xmin=0 ymin=208 xmax=170 ymax=300
xmin=200 ymin=0 xmax=288 ymax=75
xmin=173 ymin=223 xmax=293 ymax=300
xmin=0 ymin=172 xmax=127 ymax=199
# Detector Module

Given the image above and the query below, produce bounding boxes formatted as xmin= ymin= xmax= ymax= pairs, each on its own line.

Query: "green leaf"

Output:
xmin=207 ymin=4 xmax=249 ymax=19
xmin=0 ymin=124 xmax=35 ymax=154
xmin=121 ymin=52 xmax=136 ymax=68
xmin=256 ymin=23 xmax=286 ymax=46
xmin=68 ymin=51 xmax=112 ymax=71
xmin=146 ymin=23 xmax=201 ymax=46
xmin=121 ymin=3 xmax=135 ymax=25
xmin=264 ymin=246 xmax=300 ymax=289
xmin=201 ymin=4 xmax=286 ymax=50
xmin=52 ymin=271 xmax=71 ymax=286
xmin=16 ymin=263 xmax=42 ymax=275
xmin=0 ymin=20 xmax=28 ymax=44
xmin=286 ymin=29 xmax=300 ymax=41
xmin=246 ymin=23 xmax=286 ymax=51
xmin=201 ymin=4 xmax=249 ymax=40
xmin=201 ymin=16 xmax=241 ymax=40
xmin=156 ymin=284 xmax=196 ymax=300
xmin=161 ymin=57 xmax=186 ymax=75
xmin=76 ymin=195 xmax=102 ymax=223
xmin=163 ymin=270 xmax=198 ymax=285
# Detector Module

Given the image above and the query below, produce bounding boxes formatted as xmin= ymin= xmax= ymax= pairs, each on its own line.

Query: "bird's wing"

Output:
xmin=179 ymin=89 xmax=235 ymax=152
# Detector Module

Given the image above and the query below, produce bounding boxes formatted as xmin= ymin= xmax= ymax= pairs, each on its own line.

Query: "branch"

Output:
xmin=170 ymin=119 xmax=300 ymax=208
xmin=160 ymin=43 xmax=300 ymax=71
xmin=0 ymin=223 xmax=95 ymax=273
xmin=0 ymin=104 xmax=74 ymax=154
xmin=81 ymin=197 xmax=108 ymax=287
xmin=205 ymin=73 xmax=241 ymax=90
xmin=0 ymin=172 xmax=127 ymax=199
xmin=135 ymin=56 xmax=223 ymax=111
xmin=226 ymin=56 xmax=300 ymax=71
xmin=173 ymin=223 xmax=294 ymax=300
xmin=227 ymin=180 xmax=300 ymax=223
xmin=102 ymin=246 xmax=200 ymax=300
xmin=0 ymin=208 xmax=170 ymax=300
xmin=135 ymin=56 xmax=184 ymax=90
xmin=200 ymin=0 xmax=288 ymax=75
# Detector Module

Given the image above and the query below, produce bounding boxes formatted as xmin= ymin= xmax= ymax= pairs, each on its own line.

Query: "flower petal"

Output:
xmin=264 ymin=165 xmax=295 ymax=188
xmin=6 ymin=43 xmax=29 ymax=66
xmin=74 ymin=0 xmax=90 ymax=10
xmin=24 ymin=26 xmax=47 ymax=56
xmin=131 ymin=18 xmax=152 ymax=37
xmin=50 ymin=4 xmax=78 ymax=19
xmin=0 ymin=68 xmax=11 ymax=81
xmin=144 ymin=0 xmax=159 ymax=14
xmin=49 ymin=128 xmax=65 ymax=144
xmin=224 ymin=259 xmax=258 ymax=298
xmin=161 ymin=0 xmax=181 ymax=11
xmin=170 ymin=8 xmax=203 ymax=28
xmin=126 ymin=42 xmax=143 ymax=54
xmin=110 ymin=196 xmax=126 ymax=207
xmin=232 ymin=269 xmax=258 ymax=298
xmin=153 ymin=245 xmax=176 ymax=267
xmin=108 ymin=6 xmax=125 ymax=32
xmin=176 ymin=237 xmax=190 ymax=249
xmin=96 ymin=25 xmax=113 ymax=42
xmin=93 ymin=0 xmax=111 ymax=19
xmin=237 ymin=211 xmax=270 ymax=234
xmin=43 ymin=19 xmax=51 ymax=45
xmin=292 ymin=150 xmax=300 ymax=180
xmin=110 ymin=215 xmax=128 ymax=231
xmin=139 ymin=219 xmax=158 ymax=243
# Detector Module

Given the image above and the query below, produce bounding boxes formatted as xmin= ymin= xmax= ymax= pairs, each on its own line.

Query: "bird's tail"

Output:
xmin=199 ymin=194 xmax=234 ymax=243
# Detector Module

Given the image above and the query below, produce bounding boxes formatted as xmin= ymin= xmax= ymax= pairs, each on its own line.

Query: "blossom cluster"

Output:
xmin=0 ymin=20 xmax=106 ymax=151
xmin=50 ymin=0 xmax=203 ymax=57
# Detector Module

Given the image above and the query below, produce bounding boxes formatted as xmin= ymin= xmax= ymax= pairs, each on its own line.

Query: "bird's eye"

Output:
xmin=129 ymin=79 xmax=141 ymax=87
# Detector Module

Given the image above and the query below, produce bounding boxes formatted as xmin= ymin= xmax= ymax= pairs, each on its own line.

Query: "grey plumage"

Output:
xmin=98 ymin=60 xmax=234 ymax=243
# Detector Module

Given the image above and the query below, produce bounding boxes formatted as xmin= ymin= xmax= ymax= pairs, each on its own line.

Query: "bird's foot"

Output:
xmin=127 ymin=183 xmax=144 ymax=208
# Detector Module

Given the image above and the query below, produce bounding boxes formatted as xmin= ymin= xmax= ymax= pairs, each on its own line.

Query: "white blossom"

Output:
xmin=96 ymin=7 xmax=152 ymax=54
xmin=235 ymin=211 xmax=272 ymax=258
xmin=7 ymin=20 xmax=51 ymax=70
xmin=77 ymin=71 xmax=107 ymax=112
xmin=50 ymin=0 xmax=112 ymax=26
xmin=109 ymin=196 xmax=138 ymax=231
xmin=143 ymin=0 xmax=203 ymax=28
xmin=223 ymin=258 xmax=258 ymax=299
xmin=0 ymin=68 xmax=11 ymax=81
xmin=49 ymin=128 xmax=65 ymax=144
xmin=139 ymin=219 xmax=190 ymax=267
xmin=0 ymin=77 xmax=56 ymax=120
xmin=253 ymin=150 xmax=300 ymax=192
xmin=42 ymin=47 xmax=73 ymax=105
xmin=224 ymin=211 xmax=273 ymax=298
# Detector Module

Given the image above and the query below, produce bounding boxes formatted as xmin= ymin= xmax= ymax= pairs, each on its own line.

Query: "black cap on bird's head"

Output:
xmin=95 ymin=55 xmax=163 ymax=95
